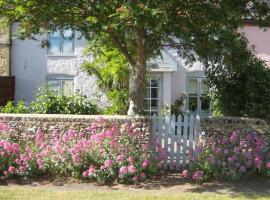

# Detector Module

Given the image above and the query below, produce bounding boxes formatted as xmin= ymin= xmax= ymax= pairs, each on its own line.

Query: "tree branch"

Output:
xmin=106 ymin=28 xmax=136 ymax=67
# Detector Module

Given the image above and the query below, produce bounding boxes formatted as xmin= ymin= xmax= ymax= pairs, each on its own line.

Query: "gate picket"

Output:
xmin=151 ymin=113 xmax=201 ymax=170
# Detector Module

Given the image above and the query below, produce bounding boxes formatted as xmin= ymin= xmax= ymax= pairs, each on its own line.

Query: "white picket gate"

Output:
xmin=151 ymin=114 xmax=201 ymax=170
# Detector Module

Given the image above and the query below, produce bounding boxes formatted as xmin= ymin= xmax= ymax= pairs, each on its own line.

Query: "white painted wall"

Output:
xmin=11 ymin=24 xmax=108 ymax=106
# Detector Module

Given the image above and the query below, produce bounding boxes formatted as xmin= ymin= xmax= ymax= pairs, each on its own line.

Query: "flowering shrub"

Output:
xmin=183 ymin=130 xmax=270 ymax=182
xmin=0 ymin=118 xmax=161 ymax=183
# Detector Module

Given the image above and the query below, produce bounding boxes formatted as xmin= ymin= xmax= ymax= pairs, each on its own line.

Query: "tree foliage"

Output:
xmin=82 ymin=44 xmax=129 ymax=114
xmin=1 ymin=0 xmax=270 ymax=114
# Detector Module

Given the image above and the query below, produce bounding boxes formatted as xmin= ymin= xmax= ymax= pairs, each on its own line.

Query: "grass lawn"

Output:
xmin=0 ymin=188 xmax=269 ymax=200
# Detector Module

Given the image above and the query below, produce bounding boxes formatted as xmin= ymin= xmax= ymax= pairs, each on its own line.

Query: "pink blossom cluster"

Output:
xmin=0 ymin=118 xmax=162 ymax=183
xmin=183 ymin=130 xmax=270 ymax=181
xmin=0 ymin=140 xmax=33 ymax=177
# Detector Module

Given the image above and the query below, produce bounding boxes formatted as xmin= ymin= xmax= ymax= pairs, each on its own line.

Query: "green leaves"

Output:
xmin=1 ymin=0 xmax=270 ymax=114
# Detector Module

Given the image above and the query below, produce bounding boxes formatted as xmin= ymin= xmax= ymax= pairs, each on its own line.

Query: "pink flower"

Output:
xmin=127 ymin=156 xmax=135 ymax=163
xmin=182 ymin=170 xmax=189 ymax=178
xmin=254 ymin=157 xmax=263 ymax=168
xmin=19 ymin=166 xmax=26 ymax=173
xmin=12 ymin=143 xmax=19 ymax=154
xmin=82 ymin=171 xmax=88 ymax=177
xmin=54 ymin=145 xmax=64 ymax=155
xmin=8 ymin=166 xmax=15 ymax=174
xmin=208 ymin=156 xmax=216 ymax=165
xmin=97 ymin=116 xmax=106 ymax=123
xmin=35 ymin=129 xmax=43 ymax=146
xmin=230 ymin=131 xmax=238 ymax=143
xmin=142 ymin=159 xmax=150 ymax=169
xmin=128 ymin=165 xmax=137 ymax=174
xmin=239 ymin=166 xmax=247 ymax=173
xmin=88 ymin=165 xmax=96 ymax=175
xmin=266 ymin=162 xmax=270 ymax=169
xmin=116 ymin=155 xmax=124 ymax=162
xmin=37 ymin=159 xmax=44 ymax=169
xmin=104 ymin=160 xmax=113 ymax=168
xmin=68 ymin=129 xmax=75 ymax=139
xmin=223 ymin=148 xmax=229 ymax=155
xmin=79 ymin=132 xmax=84 ymax=138
xmin=132 ymin=176 xmax=139 ymax=182
xmin=119 ymin=166 xmax=128 ymax=175
xmin=140 ymin=172 xmax=146 ymax=179
xmin=192 ymin=171 xmax=204 ymax=180
xmin=100 ymin=165 xmax=106 ymax=170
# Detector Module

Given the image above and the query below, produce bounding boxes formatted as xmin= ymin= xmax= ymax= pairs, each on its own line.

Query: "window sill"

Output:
xmin=46 ymin=55 xmax=76 ymax=58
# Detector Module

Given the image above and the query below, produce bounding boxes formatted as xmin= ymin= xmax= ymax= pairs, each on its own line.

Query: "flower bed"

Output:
xmin=183 ymin=130 xmax=270 ymax=182
xmin=0 ymin=117 xmax=161 ymax=183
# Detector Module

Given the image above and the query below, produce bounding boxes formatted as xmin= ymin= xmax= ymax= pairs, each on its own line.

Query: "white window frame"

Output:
xmin=144 ymin=73 xmax=163 ymax=116
xmin=186 ymin=71 xmax=210 ymax=115
xmin=47 ymin=29 xmax=75 ymax=56
xmin=46 ymin=74 xmax=75 ymax=96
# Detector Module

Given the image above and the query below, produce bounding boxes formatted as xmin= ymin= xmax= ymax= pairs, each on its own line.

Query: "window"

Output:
xmin=144 ymin=74 xmax=162 ymax=116
xmin=48 ymin=29 xmax=74 ymax=56
xmin=47 ymin=74 xmax=74 ymax=96
xmin=186 ymin=73 xmax=210 ymax=115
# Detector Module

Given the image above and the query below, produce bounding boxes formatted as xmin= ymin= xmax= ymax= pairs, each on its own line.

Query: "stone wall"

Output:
xmin=0 ymin=114 xmax=269 ymax=142
xmin=200 ymin=116 xmax=270 ymax=135
xmin=0 ymin=114 xmax=150 ymax=142
xmin=0 ymin=24 xmax=10 ymax=76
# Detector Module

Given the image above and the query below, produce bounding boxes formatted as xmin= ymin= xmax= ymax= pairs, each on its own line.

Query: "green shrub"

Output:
xmin=0 ymin=100 xmax=28 ymax=113
xmin=0 ymin=86 xmax=99 ymax=115
xmin=29 ymin=86 xmax=99 ymax=114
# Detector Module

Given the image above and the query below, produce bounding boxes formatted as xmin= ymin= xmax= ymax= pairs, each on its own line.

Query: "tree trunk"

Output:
xmin=127 ymin=27 xmax=147 ymax=115
xmin=127 ymin=66 xmax=146 ymax=115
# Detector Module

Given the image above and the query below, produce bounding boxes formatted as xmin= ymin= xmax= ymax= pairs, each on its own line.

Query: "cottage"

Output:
xmin=0 ymin=22 xmax=269 ymax=115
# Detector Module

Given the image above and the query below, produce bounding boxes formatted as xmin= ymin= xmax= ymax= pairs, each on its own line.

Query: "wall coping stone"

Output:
xmin=201 ymin=116 xmax=270 ymax=124
xmin=0 ymin=113 xmax=150 ymax=123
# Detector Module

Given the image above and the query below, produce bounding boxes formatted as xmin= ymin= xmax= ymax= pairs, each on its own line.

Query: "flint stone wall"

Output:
xmin=0 ymin=114 xmax=151 ymax=143
xmin=0 ymin=114 xmax=269 ymax=142
xmin=200 ymin=116 xmax=270 ymax=135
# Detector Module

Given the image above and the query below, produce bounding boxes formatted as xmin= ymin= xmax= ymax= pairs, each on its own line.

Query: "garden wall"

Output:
xmin=200 ymin=116 xmax=270 ymax=135
xmin=0 ymin=76 xmax=15 ymax=106
xmin=0 ymin=114 xmax=150 ymax=142
xmin=0 ymin=113 xmax=269 ymax=139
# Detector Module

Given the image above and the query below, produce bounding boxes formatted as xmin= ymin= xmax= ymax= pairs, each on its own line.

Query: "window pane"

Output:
xmin=47 ymin=80 xmax=61 ymax=93
xmin=151 ymin=78 xmax=158 ymax=87
xmin=201 ymin=95 xmax=210 ymax=111
xmin=189 ymin=95 xmax=198 ymax=112
xmin=188 ymin=79 xmax=198 ymax=94
xmin=151 ymin=88 xmax=158 ymax=98
xmin=48 ymin=31 xmax=61 ymax=55
xmin=62 ymin=80 xmax=74 ymax=96
xmin=62 ymin=29 xmax=74 ymax=55
xmin=201 ymin=79 xmax=208 ymax=94
xmin=151 ymin=99 xmax=158 ymax=110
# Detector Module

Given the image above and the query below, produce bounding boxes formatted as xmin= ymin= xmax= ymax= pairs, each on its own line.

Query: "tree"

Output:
xmin=1 ymin=0 xmax=270 ymax=115
xmin=82 ymin=44 xmax=129 ymax=115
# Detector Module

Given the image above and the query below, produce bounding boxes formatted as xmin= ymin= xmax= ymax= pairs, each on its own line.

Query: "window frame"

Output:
xmin=143 ymin=73 xmax=163 ymax=116
xmin=46 ymin=74 xmax=75 ymax=96
xmin=47 ymin=29 xmax=75 ymax=56
xmin=186 ymin=71 xmax=210 ymax=115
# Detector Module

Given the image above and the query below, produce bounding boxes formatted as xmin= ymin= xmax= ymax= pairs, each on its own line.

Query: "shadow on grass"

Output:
xmin=0 ymin=173 xmax=269 ymax=198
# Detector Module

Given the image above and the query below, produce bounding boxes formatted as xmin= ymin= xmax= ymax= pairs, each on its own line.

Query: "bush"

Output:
xmin=0 ymin=86 xmax=99 ymax=115
xmin=208 ymin=51 xmax=270 ymax=119
xmin=0 ymin=118 xmax=161 ymax=183
xmin=182 ymin=130 xmax=270 ymax=182
xmin=0 ymin=100 xmax=28 ymax=114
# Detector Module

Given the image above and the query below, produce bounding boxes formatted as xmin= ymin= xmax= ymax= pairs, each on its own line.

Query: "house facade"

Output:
xmin=5 ymin=23 xmax=270 ymax=115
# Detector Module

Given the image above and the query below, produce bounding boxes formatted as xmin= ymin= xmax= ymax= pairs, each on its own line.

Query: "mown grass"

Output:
xmin=0 ymin=188 xmax=269 ymax=200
